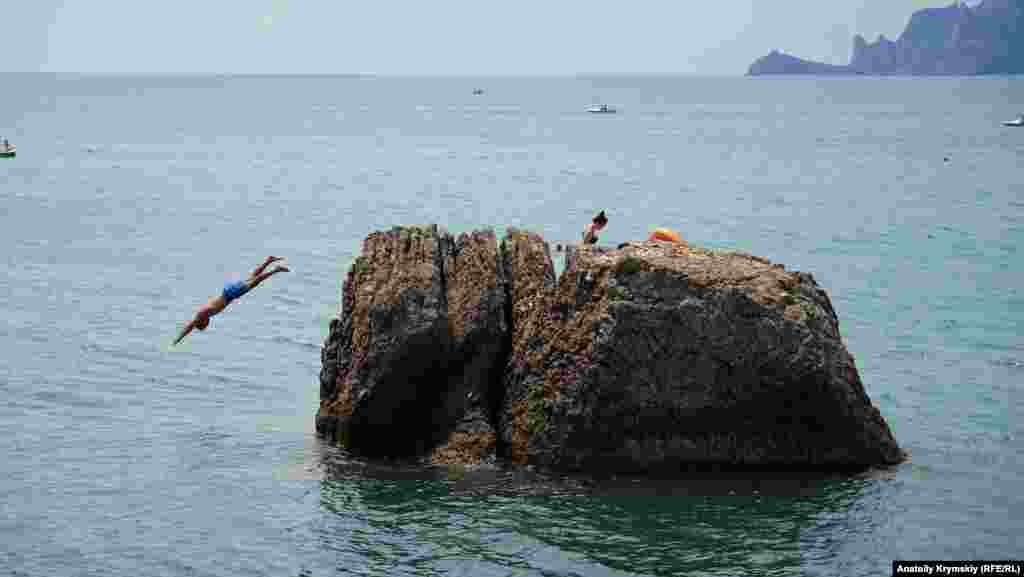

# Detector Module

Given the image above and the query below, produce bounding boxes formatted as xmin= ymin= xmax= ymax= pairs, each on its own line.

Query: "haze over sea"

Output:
xmin=1 ymin=73 xmax=1022 ymax=577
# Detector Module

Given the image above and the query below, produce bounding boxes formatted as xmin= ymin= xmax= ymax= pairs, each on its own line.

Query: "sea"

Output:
xmin=0 ymin=73 xmax=1022 ymax=577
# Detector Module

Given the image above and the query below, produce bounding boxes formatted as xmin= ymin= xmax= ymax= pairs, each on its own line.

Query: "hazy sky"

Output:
xmin=2 ymin=1 xmax=957 ymax=75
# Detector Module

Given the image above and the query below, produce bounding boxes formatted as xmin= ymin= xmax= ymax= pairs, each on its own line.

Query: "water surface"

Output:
xmin=1 ymin=74 xmax=1022 ymax=576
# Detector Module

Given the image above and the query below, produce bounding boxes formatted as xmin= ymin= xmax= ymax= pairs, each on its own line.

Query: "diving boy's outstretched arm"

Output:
xmin=173 ymin=319 xmax=196 ymax=346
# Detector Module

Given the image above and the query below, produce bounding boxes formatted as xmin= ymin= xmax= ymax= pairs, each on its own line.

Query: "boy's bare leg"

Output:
xmin=246 ymin=265 xmax=289 ymax=291
xmin=249 ymin=256 xmax=284 ymax=280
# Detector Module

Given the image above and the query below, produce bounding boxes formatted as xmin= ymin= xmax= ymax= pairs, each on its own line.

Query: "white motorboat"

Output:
xmin=1003 ymin=115 xmax=1024 ymax=127
xmin=587 ymin=104 xmax=616 ymax=114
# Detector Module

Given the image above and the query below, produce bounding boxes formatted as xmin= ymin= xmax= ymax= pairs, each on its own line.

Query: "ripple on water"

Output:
xmin=267 ymin=334 xmax=320 ymax=352
xmin=310 ymin=452 xmax=869 ymax=576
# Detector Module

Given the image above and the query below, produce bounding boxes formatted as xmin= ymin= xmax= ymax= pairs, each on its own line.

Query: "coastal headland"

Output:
xmin=748 ymin=0 xmax=1023 ymax=76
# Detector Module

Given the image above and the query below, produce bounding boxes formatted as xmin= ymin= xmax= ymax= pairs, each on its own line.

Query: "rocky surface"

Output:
xmin=497 ymin=228 xmax=559 ymax=465
xmin=316 ymin=225 xmax=507 ymax=463
xmin=749 ymin=0 xmax=1023 ymax=76
xmin=500 ymin=241 xmax=905 ymax=472
xmin=318 ymin=226 xmax=906 ymax=473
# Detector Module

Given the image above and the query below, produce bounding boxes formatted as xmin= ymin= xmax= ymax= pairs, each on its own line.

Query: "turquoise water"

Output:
xmin=1 ymin=74 xmax=1021 ymax=576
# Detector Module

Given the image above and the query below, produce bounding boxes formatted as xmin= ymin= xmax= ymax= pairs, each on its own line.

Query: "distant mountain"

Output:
xmin=748 ymin=50 xmax=860 ymax=76
xmin=748 ymin=0 xmax=1024 ymax=76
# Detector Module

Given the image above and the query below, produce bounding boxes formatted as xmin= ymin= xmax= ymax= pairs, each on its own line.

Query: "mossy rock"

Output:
xmin=389 ymin=224 xmax=436 ymax=241
xmin=504 ymin=227 xmax=533 ymax=243
xmin=607 ymin=286 xmax=627 ymax=301
xmin=445 ymin=463 xmax=467 ymax=480
xmin=615 ymin=256 xmax=645 ymax=276
xmin=335 ymin=427 xmax=353 ymax=449
xmin=527 ymin=382 xmax=545 ymax=435
xmin=350 ymin=256 xmax=370 ymax=275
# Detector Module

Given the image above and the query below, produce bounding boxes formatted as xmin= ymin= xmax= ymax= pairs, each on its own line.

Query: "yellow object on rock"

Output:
xmin=649 ymin=227 xmax=682 ymax=243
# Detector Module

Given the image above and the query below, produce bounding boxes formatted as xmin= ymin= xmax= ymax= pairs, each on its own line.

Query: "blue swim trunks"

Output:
xmin=222 ymin=279 xmax=248 ymax=303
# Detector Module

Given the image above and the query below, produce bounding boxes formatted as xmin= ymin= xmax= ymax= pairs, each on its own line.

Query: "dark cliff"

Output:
xmin=749 ymin=0 xmax=1023 ymax=76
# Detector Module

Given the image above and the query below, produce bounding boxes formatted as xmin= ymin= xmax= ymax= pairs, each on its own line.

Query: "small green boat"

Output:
xmin=0 ymin=146 xmax=15 ymax=158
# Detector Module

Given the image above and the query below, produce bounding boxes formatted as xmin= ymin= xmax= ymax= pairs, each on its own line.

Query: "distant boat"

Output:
xmin=472 ymin=88 xmax=484 ymax=95
xmin=0 ymin=144 xmax=15 ymax=158
xmin=1003 ymin=115 xmax=1024 ymax=127
xmin=587 ymin=104 xmax=616 ymax=114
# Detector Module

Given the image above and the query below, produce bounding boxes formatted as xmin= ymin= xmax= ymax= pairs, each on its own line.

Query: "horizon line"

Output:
xmin=0 ymin=70 xmax=746 ymax=79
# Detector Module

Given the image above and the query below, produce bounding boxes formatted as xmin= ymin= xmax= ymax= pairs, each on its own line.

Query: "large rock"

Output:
xmin=317 ymin=225 xmax=507 ymax=462
xmin=499 ymin=240 xmax=905 ymax=472
xmin=317 ymin=226 xmax=905 ymax=473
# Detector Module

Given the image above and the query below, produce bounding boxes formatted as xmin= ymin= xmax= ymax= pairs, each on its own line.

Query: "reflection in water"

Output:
xmin=311 ymin=446 xmax=875 ymax=577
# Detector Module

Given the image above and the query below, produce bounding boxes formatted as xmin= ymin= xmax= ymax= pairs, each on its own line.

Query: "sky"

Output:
xmin=0 ymin=0 xmax=965 ymax=75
